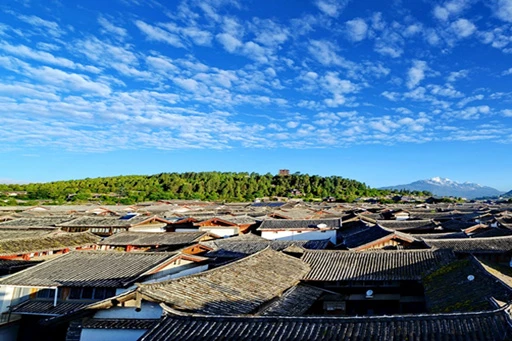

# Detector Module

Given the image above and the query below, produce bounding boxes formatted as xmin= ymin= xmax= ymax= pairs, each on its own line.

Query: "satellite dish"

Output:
xmin=317 ymin=223 xmax=327 ymax=228
xmin=467 ymin=275 xmax=475 ymax=281
xmin=366 ymin=290 xmax=374 ymax=298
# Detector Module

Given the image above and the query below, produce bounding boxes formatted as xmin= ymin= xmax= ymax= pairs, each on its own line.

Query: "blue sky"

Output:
xmin=1 ymin=0 xmax=512 ymax=191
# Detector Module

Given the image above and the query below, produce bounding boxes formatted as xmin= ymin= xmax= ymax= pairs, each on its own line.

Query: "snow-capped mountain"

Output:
xmin=381 ymin=177 xmax=504 ymax=199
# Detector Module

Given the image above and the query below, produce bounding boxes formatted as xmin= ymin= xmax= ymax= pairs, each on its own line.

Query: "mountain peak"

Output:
xmin=428 ymin=177 xmax=452 ymax=184
xmin=381 ymin=177 xmax=504 ymax=199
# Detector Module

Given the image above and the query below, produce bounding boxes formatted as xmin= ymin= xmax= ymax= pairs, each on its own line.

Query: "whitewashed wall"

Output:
xmin=261 ymin=229 xmax=336 ymax=243
xmin=80 ymin=329 xmax=147 ymax=341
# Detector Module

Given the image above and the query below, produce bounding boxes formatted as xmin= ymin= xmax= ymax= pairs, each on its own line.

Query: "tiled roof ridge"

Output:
xmin=303 ymin=248 xmax=449 ymax=254
xmin=159 ymin=303 xmax=511 ymax=321
xmin=422 ymin=235 xmax=512 ymax=241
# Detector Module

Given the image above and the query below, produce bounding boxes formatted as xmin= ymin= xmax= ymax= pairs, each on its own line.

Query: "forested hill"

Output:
xmin=0 ymin=172 xmax=427 ymax=204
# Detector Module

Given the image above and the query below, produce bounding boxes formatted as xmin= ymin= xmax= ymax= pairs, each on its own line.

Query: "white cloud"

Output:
xmin=345 ymin=18 xmax=368 ymax=42
xmin=490 ymin=0 xmax=512 ymax=22
xmin=447 ymin=69 xmax=469 ymax=82
xmin=181 ymin=27 xmax=212 ymax=46
xmin=451 ymin=18 xmax=476 ymax=38
xmin=428 ymin=84 xmax=464 ymax=98
xmin=457 ymin=94 xmax=484 ymax=107
xmin=242 ymin=41 xmax=269 ymax=63
xmin=308 ymin=40 xmax=355 ymax=69
xmin=315 ymin=0 xmax=349 ymax=17
xmin=98 ymin=16 xmax=128 ymax=39
xmin=135 ymin=20 xmax=184 ymax=47
xmin=433 ymin=0 xmax=471 ymax=21
xmin=502 ymin=109 xmax=512 ymax=117
xmin=286 ymin=121 xmax=300 ymax=128
xmin=433 ymin=6 xmax=450 ymax=21
xmin=27 ymin=66 xmax=111 ymax=96
xmin=407 ymin=60 xmax=428 ymax=89
xmin=503 ymin=68 xmax=512 ymax=75
xmin=17 ymin=14 xmax=64 ymax=37
xmin=403 ymin=24 xmax=422 ymax=37
xmin=216 ymin=33 xmax=242 ymax=52
xmin=0 ymin=43 xmax=76 ymax=69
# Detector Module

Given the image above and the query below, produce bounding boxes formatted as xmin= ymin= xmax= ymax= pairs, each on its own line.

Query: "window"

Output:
xmin=82 ymin=287 xmax=93 ymax=299
xmin=68 ymin=287 xmax=117 ymax=300
xmin=69 ymin=288 xmax=82 ymax=299
xmin=93 ymin=288 xmax=106 ymax=300
xmin=36 ymin=289 xmax=55 ymax=299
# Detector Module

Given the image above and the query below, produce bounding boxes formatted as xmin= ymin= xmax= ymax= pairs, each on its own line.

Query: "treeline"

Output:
xmin=0 ymin=172 xmax=431 ymax=204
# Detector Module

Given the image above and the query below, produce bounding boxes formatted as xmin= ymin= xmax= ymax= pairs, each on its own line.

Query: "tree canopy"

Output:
xmin=0 ymin=172 xmax=430 ymax=205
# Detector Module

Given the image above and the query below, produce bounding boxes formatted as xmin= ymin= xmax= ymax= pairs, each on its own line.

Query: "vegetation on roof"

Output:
xmin=423 ymin=258 xmax=512 ymax=313
xmin=0 ymin=232 xmax=101 ymax=255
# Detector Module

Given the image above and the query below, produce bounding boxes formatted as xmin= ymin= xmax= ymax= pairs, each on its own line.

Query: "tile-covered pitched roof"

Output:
xmin=0 ymin=229 xmax=55 ymax=239
xmin=476 ymin=258 xmax=512 ymax=290
xmin=201 ymin=239 xmax=331 ymax=259
xmin=0 ymin=231 xmax=101 ymax=256
xmin=0 ymin=259 xmax=42 ymax=275
xmin=56 ymin=215 xmax=167 ymax=227
xmin=258 ymin=284 xmax=324 ymax=316
xmin=434 ymin=219 xmax=481 ymax=231
xmin=11 ymin=300 xmax=89 ymax=316
xmin=82 ymin=318 xmax=158 ymax=330
xmin=302 ymin=249 xmax=455 ymax=281
xmin=99 ymin=231 xmax=208 ymax=246
xmin=0 ymin=216 xmax=74 ymax=227
xmin=423 ymin=258 xmax=512 ymax=313
xmin=139 ymin=248 xmax=310 ymax=315
xmin=423 ymin=236 xmax=512 ymax=253
xmin=341 ymin=225 xmax=394 ymax=249
xmin=0 ymin=251 xmax=175 ymax=287
xmin=139 ymin=307 xmax=512 ymax=341
xmin=258 ymin=218 xmax=341 ymax=230
xmin=376 ymin=220 xmax=437 ymax=232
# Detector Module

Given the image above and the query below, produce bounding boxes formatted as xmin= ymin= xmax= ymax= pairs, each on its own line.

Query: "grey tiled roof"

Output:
xmin=139 ymin=248 xmax=310 ymax=315
xmin=434 ymin=219 xmax=480 ymax=231
xmin=423 ymin=258 xmax=512 ymax=313
xmin=376 ymin=220 xmax=437 ymax=231
xmin=423 ymin=236 xmax=512 ymax=253
xmin=11 ymin=300 xmax=89 ymax=316
xmin=56 ymin=215 xmax=159 ymax=227
xmin=0 ymin=216 xmax=75 ymax=227
xmin=0 ymin=229 xmax=55 ymax=239
xmin=0 ymin=231 xmax=101 ymax=256
xmin=99 ymin=231 xmax=208 ymax=246
xmin=0 ymin=259 xmax=42 ymax=275
xmin=341 ymin=225 xmax=393 ymax=249
xmin=258 ymin=284 xmax=324 ymax=316
xmin=302 ymin=249 xmax=455 ymax=281
xmin=202 ymin=239 xmax=331 ymax=259
xmin=258 ymin=218 xmax=341 ymax=230
xmin=139 ymin=308 xmax=512 ymax=341
xmin=0 ymin=251 xmax=175 ymax=287
xmin=82 ymin=318 xmax=158 ymax=330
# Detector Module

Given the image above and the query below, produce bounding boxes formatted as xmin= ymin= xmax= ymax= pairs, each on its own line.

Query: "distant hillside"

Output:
xmin=0 ymin=172 xmax=402 ymax=204
xmin=502 ymin=189 xmax=512 ymax=198
xmin=381 ymin=177 xmax=504 ymax=199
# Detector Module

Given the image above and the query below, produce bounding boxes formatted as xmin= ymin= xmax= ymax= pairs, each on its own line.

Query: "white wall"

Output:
xmin=261 ymin=229 xmax=336 ymax=244
xmin=142 ymin=264 xmax=208 ymax=284
xmin=93 ymin=301 xmax=161 ymax=319
xmin=0 ymin=286 xmax=14 ymax=314
xmin=199 ymin=227 xmax=238 ymax=237
xmin=175 ymin=228 xmax=199 ymax=232
xmin=80 ymin=328 xmax=147 ymax=341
